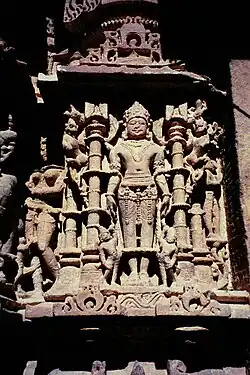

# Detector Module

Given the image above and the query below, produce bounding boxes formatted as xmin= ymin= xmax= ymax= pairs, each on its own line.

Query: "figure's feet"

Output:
xmin=139 ymin=272 xmax=150 ymax=285
xmin=129 ymin=271 xmax=139 ymax=285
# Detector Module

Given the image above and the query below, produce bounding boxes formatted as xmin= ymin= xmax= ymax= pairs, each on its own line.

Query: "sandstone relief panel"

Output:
xmin=18 ymin=99 xmax=248 ymax=319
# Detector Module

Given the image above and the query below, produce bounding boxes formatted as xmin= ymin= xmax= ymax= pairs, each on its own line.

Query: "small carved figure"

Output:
xmin=62 ymin=117 xmax=88 ymax=171
xmin=98 ymin=225 xmax=120 ymax=284
xmin=185 ymin=100 xmax=221 ymax=173
xmin=203 ymin=159 xmax=223 ymax=238
xmin=157 ymin=225 xmax=178 ymax=286
xmin=63 ymin=112 xmax=88 ymax=208
xmin=0 ymin=124 xmax=18 ymax=264
xmin=14 ymin=237 xmax=43 ymax=297
xmin=25 ymin=168 xmax=65 ymax=281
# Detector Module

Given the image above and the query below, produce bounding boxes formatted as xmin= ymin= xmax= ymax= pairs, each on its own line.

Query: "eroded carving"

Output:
xmin=53 ymin=285 xmax=121 ymax=316
xmin=0 ymin=116 xmax=18 ymax=290
xmin=21 ymin=100 xmax=233 ymax=318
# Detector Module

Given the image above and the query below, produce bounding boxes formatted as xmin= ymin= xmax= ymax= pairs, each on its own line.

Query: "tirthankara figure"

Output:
xmin=106 ymin=102 xmax=170 ymax=283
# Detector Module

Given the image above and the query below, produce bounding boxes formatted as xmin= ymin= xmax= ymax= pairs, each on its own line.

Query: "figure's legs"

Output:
xmin=204 ymin=191 xmax=214 ymax=237
xmin=111 ymin=255 xmax=121 ymax=284
xmin=25 ymin=211 xmax=37 ymax=244
xmin=118 ymin=188 xmax=137 ymax=248
xmin=158 ymin=262 xmax=167 ymax=286
xmin=140 ymin=195 xmax=156 ymax=248
xmin=31 ymin=256 xmax=43 ymax=294
xmin=37 ymin=213 xmax=59 ymax=281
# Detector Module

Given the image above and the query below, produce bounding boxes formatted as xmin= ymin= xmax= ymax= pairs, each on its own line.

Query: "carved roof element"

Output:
xmin=64 ymin=0 xmax=158 ymax=25
xmin=64 ymin=0 xmax=102 ymax=24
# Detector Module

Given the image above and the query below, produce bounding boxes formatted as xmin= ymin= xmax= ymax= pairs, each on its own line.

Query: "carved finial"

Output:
xmin=165 ymin=103 xmax=188 ymax=122
xmin=91 ymin=361 xmax=106 ymax=375
xmin=130 ymin=361 xmax=145 ymax=375
xmin=124 ymin=102 xmax=150 ymax=124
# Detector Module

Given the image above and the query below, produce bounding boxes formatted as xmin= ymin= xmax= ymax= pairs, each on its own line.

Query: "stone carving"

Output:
xmin=167 ymin=360 xmax=244 ymax=375
xmin=64 ymin=15 xmax=183 ymax=71
xmin=131 ymin=362 xmax=145 ymax=375
xmin=106 ymin=101 xmax=170 ymax=286
xmin=16 ymin=167 xmax=65 ymax=299
xmin=53 ymin=286 xmax=121 ymax=316
xmin=64 ymin=0 xmax=101 ymax=24
xmin=91 ymin=361 xmax=106 ymax=375
xmin=157 ymin=225 xmax=178 ymax=286
xmin=20 ymin=100 xmax=232 ymax=318
xmin=0 ymin=116 xmax=18 ymax=290
xmin=98 ymin=225 xmax=121 ymax=284
xmin=156 ymin=286 xmax=231 ymax=317
xmin=46 ymin=17 xmax=55 ymax=75
xmin=15 ymin=237 xmax=44 ymax=301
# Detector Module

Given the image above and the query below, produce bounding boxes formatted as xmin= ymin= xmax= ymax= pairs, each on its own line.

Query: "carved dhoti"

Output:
xmin=118 ymin=185 xmax=157 ymax=248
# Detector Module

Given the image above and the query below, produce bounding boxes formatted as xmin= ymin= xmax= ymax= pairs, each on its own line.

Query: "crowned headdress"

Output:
xmin=124 ymin=101 xmax=151 ymax=124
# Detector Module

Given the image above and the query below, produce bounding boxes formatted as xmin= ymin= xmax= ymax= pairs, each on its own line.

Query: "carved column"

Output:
xmin=80 ymin=103 xmax=109 ymax=286
xmin=189 ymin=203 xmax=213 ymax=288
xmin=165 ymin=118 xmax=191 ymax=252
xmin=164 ymin=107 xmax=195 ymax=288
xmin=60 ymin=183 xmax=81 ymax=267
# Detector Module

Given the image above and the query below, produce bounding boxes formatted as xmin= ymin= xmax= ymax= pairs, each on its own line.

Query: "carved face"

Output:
xmin=194 ymin=118 xmax=207 ymax=135
xmin=100 ymin=230 xmax=111 ymax=242
xmin=126 ymin=116 xmax=147 ymax=140
xmin=65 ymin=119 xmax=78 ymax=135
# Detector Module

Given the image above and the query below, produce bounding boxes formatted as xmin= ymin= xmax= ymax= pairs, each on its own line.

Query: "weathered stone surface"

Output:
xmin=19 ymin=96 xmax=249 ymax=319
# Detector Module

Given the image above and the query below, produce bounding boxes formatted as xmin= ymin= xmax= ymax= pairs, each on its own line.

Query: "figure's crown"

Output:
xmin=124 ymin=101 xmax=150 ymax=123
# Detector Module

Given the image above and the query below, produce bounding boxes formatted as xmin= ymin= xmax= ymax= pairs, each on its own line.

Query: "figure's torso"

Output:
xmin=116 ymin=139 xmax=161 ymax=186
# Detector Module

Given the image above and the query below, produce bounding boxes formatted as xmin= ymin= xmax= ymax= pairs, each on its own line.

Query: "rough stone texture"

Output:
xmin=0 ymin=2 xmax=250 ymax=375
xmin=230 ymin=60 xmax=250 ymax=285
xmin=21 ymin=360 xmax=247 ymax=375
xmin=22 ymin=99 xmax=241 ymax=319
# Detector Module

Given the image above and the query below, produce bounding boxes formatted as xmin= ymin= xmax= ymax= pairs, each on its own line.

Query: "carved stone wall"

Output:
xmin=0 ymin=1 xmax=250 ymax=375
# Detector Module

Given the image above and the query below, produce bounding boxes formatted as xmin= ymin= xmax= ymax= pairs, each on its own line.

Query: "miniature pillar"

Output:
xmin=166 ymin=121 xmax=190 ymax=251
xmin=86 ymin=132 xmax=103 ymax=246
xmin=65 ymin=185 xmax=78 ymax=249
xmin=80 ymin=104 xmax=109 ymax=287
xmin=189 ymin=203 xmax=212 ymax=288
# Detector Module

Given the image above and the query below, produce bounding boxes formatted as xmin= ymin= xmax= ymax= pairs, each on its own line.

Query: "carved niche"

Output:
xmin=21 ymin=99 xmax=240 ymax=320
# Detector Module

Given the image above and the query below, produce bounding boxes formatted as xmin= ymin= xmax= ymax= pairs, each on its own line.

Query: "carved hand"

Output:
xmin=161 ymin=195 xmax=170 ymax=217
xmin=106 ymin=194 xmax=117 ymax=220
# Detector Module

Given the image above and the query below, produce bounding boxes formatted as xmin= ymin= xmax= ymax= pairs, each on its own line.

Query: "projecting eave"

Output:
xmin=54 ymin=64 xmax=226 ymax=96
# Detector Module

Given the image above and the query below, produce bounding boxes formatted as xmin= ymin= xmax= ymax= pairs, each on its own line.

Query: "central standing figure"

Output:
xmin=106 ymin=102 xmax=170 ymax=282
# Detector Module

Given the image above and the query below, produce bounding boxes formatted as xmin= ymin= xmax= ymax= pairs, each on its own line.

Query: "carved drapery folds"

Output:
xmin=21 ymin=99 xmax=247 ymax=320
